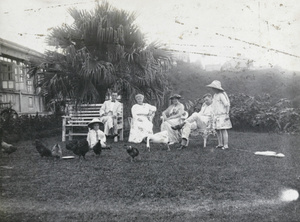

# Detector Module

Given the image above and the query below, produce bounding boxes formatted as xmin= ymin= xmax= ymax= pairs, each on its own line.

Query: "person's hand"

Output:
xmin=137 ymin=118 xmax=143 ymax=122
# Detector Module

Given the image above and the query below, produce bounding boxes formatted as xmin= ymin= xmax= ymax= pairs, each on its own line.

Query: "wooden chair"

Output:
xmin=190 ymin=116 xmax=216 ymax=148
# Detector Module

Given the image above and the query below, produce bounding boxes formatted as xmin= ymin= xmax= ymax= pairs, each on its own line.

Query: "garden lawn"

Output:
xmin=0 ymin=131 xmax=300 ymax=222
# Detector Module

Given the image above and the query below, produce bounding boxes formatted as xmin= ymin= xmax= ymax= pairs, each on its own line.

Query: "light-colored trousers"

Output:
xmin=99 ymin=115 xmax=118 ymax=135
xmin=181 ymin=113 xmax=211 ymax=144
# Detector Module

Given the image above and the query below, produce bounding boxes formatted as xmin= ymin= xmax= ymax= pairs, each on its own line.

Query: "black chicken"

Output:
xmin=66 ymin=139 xmax=89 ymax=159
xmin=124 ymin=144 xmax=139 ymax=162
xmin=35 ymin=139 xmax=52 ymax=157
xmin=92 ymin=140 xmax=102 ymax=156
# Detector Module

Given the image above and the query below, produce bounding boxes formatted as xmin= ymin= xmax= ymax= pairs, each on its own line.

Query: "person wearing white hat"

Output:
xmin=99 ymin=91 xmax=122 ymax=141
xmin=206 ymin=80 xmax=232 ymax=150
xmin=87 ymin=118 xmax=107 ymax=149
xmin=128 ymin=94 xmax=157 ymax=143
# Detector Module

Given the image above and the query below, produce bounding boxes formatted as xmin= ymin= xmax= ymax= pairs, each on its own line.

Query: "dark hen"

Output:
xmin=124 ymin=144 xmax=139 ymax=162
xmin=66 ymin=139 xmax=89 ymax=159
xmin=35 ymin=139 xmax=52 ymax=157
xmin=92 ymin=140 xmax=102 ymax=156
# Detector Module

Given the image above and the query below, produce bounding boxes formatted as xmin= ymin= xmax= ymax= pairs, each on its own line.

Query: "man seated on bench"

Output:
xmin=172 ymin=93 xmax=214 ymax=149
xmin=99 ymin=91 xmax=122 ymax=141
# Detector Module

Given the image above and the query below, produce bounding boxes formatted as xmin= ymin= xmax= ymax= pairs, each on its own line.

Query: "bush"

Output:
xmin=185 ymin=93 xmax=300 ymax=133
xmin=0 ymin=112 xmax=62 ymax=142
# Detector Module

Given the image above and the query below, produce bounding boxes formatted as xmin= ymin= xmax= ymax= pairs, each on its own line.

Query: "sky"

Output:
xmin=0 ymin=0 xmax=299 ymax=71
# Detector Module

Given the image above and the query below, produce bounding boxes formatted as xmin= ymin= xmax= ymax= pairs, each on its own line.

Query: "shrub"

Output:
xmin=0 ymin=112 xmax=62 ymax=142
xmin=185 ymin=93 xmax=300 ymax=133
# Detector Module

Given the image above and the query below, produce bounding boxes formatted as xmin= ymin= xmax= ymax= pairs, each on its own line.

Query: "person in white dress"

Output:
xmin=206 ymin=80 xmax=232 ymax=149
xmin=87 ymin=118 xmax=107 ymax=149
xmin=128 ymin=94 xmax=157 ymax=143
xmin=161 ymin=94 xmax=185 ymax=144
xmin=172 ymin=93 xmax=214 ymax=149
xmin=99 ymin=92 xmax=122 ymax=140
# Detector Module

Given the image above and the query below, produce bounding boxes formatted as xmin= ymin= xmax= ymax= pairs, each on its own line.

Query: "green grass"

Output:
xmin=1 ymin=131 xmax=300 ymax=221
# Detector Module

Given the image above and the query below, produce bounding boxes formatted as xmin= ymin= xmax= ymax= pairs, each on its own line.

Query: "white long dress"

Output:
xmin=128 ymin=103 xmax=157 ymax=143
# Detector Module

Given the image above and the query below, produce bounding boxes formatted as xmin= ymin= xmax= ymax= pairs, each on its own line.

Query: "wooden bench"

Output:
xmin=62 ymin=103 xmax=123 ymax=142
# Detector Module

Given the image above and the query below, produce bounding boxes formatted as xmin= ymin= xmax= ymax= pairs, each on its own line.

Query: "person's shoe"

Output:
xmin=222 ymin=146 xmax=229 ymax=150
xmin=216 ymin=145 xmax=223 ymax=149
xmin=177 ymin=145 xmax=187 ymax=150
xmin=171 ymin=123 xmax=185 ymax=130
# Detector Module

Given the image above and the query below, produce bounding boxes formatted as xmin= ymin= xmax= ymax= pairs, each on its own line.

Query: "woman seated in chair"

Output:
xmin=128 ymin=94 xmax=157 ymax=143
xmin=161 ymin=94 xmax=185 ymax=145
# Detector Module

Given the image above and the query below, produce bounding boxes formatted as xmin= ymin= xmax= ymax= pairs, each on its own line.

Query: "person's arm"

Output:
xmin=146 ymin=104 xmax=157 ymax=121
xmin=161 ymin=106 xmax=171 ymax=121
xmin=99 ymin=102 xmax=107 ymax=116
xmin=220 ymin=93 xmax=230 ymax=114
xmin=86 ymin=131 xmax=91 ymax=147
xmin=167 ymin=104 xmax=185 ymax=120
xmin=131 ymin=105 xmax=139 ymax=120
xmin=116 ymin=102 xmax=122 ymax=116
xmin=98 ymin=130 xmax=106 ymax=143
xmin=198 ymin=103 xmax=205 ymax=115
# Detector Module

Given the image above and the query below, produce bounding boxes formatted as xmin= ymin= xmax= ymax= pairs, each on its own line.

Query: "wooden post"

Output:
xmin=69 ymin=127 xmax=73 ymax=141
xmin=62 ymin=117 xmax=66 ymax=142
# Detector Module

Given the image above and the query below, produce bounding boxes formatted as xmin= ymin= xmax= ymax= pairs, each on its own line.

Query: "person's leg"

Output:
xmin=162 ymin=120 xmax=180 ymax=144
xmin=113 ymin=117 xmax=118 ymax=135
xmin=216 ymin=130 xmax=223 ymax=148
xmin=171 ymin=113 xmax=199 ymax=130
xmin=100 ymin=116 xmax=110 ymax=135
xmin=222 ymin=129 xmax=229 ymax=149
xmin=178 ymin=122 xmax=192 ymax=149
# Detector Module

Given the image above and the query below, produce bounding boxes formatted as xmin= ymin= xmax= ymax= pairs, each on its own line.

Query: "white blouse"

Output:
xmin=87 ymin=129 xmax=107 ymax=148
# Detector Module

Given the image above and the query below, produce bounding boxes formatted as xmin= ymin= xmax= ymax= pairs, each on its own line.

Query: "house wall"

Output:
xmin=0 ymin=39 xmax=45 ymax=115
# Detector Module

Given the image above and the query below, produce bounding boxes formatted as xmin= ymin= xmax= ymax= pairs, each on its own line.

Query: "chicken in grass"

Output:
xmin=0 ymin=128 xmax=17 ymax=157
xmin=124 ymin=144 xmax=139 ymax=162
xmin=51 ymin=143 xmax=62 ymax=159
xmin=35 ymin=139 xmax=52 ymax=157
xmin=66 ymin=139 xmax=89 ymax=159
xmin=92 ymin=140 xmax=102 ymax=156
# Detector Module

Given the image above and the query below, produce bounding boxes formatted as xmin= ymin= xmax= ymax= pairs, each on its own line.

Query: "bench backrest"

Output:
xmin=65 ymin=103 xmax=123 ymax=128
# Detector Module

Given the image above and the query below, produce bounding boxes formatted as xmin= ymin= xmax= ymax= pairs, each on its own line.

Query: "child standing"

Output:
xmin=206 ymin=80 xmax=232 ymax=149
xmin=87 ymin=118 xmax=107 ymax=149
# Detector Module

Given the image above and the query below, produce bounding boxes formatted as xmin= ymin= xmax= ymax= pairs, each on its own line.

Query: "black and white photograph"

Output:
xmin=0 ymin=0 xmax=299 ymax=221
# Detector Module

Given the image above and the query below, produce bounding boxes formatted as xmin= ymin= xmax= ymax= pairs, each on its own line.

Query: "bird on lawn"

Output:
xmin=124 ymin=144 xmax=139 ymax=162
xmin=65 ymin=139 xmax=89 ymax=160
xmin=92 ymin=140 xmax=102 ymax=156
xmin=51 ymin=143 xmax=62 ymax=159
xmin=0 ymin=128 xmax=17 ymax=157
xmin=35 ymin=139 xmax=52 ymax=157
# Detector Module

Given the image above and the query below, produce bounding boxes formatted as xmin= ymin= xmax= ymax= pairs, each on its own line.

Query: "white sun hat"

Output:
xmin=206 ymin=80 xmax=224 ymax=91
xmin=88 ymin=118 xmax=102 ymax=128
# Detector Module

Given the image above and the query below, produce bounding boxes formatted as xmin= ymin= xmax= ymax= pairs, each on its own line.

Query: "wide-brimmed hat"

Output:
xmin=88 ymin=118 xmax=102 ymax=128
xmin=169 ymin=94 xmax=182 ymax=100
xmin=206 ymin=80 xmax=224 ymax=91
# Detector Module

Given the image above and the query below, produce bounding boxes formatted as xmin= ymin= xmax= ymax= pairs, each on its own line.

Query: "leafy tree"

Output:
xmin=29 ymin=2 xmax=172 ymax=113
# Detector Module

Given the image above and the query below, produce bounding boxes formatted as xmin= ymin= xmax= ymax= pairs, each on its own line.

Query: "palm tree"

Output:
xmin=29 ymin=2 xmax=172 ymax=114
